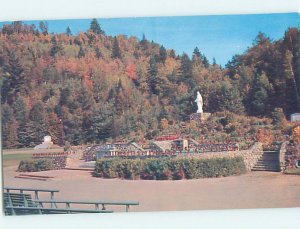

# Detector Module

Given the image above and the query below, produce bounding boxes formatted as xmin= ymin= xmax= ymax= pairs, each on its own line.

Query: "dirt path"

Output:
xmin=3 ymin=166 xmax=300 ymax=212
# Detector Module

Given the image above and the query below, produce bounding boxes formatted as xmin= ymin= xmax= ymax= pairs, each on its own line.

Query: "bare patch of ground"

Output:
xmin=3 ymin=164 xmax=300 ymax=212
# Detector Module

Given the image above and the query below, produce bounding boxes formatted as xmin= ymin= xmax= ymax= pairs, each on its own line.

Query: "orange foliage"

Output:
xmin=126 ymin=61 xmax=137 ymax=80
xmin=256 ymin=128 xmax=274 ymax=145
xmin=292 ymin=126 xmax=300 ymax=144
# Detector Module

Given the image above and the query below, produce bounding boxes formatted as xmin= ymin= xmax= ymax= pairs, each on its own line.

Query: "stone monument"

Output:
xmin=190 ymin=91 xmax=211 ymax=122
xmin=195 ymin=91 xmax=203 ymax=113
xmin=34 ymin=135 xmax=56 ymax=150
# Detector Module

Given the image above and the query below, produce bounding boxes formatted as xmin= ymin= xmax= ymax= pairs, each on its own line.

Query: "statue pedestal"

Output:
xmin=190 ymin=113 xmax=211 ymax=123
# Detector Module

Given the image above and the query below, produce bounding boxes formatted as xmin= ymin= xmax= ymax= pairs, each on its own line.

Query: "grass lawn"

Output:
xmin=284 ymin=168 xmax=300 ymax=175
xmin=2 ymin=153 xmax=33 ymax=168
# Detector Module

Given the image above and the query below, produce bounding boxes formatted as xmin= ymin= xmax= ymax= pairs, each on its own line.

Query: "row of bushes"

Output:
xmin=94 ymin=157 xmax=246 ymax=180
xmin=18 ymin=159 xmax=54 ymax=172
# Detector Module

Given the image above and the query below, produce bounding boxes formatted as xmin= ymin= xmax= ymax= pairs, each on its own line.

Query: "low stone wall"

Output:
xmin=33 ymin=153 xmax=68 ymax=170
xmin=177 ymin=142 xmax=263 ymax=171
xmin=279 ymin=141 xmax=289 ymax=172
xmin=284 ymin=142 xmax=300 ymax=169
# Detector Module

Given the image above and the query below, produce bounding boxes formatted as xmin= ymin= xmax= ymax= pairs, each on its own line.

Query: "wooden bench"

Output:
xmin=4 ymin=193 xmax=113 ymax=215
xmin=4 ymin=186 xmax=59 ymax=208
xmin=5 ymin=206 xmax=113 ymax=215
xmin=4 ymin=192 xmax=39 ymax=215
xmin=35 ymin=199 xmax=139 ymax=212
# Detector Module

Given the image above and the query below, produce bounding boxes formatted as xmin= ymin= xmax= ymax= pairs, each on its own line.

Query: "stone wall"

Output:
xmin=33 ymin=153 xmax=68 ymax=169
xmin=284 ymin=142 xmax=300 ymax=169
xmin=177 ymin=142 xmax=263 ymax=171
xmin=279 ymin=141 xmax=289 ymax=172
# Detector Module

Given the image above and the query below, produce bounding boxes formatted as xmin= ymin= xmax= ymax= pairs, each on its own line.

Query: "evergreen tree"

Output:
xmin=218 ymin=81 xmax=245 ymax=114
xmin=95 ymin=46 xmax=102 ymax=59
xmin=28 ymin=101 xmax=49 ymax=144
xmin=180 ymin=53 xmax=193 ymax=78
xmin=159 ymin=45 xmax=167 ymax=64
xmin=202 ymin=55 xmax=209 ymax=68
xmin=12 ymin=96 xmax=28 ymax=125
xmin=111 ymin=36 xmax=121 ymax=59
xmin=90 ymin=19 xmax=105 ymax=35
xmin=212 ymin=57 xmax=217 ymax=66
xmin=50 ymin=36 xmax=64 ymax=57
xmin=66 ymin=26 xmax=72 ymax=36
xmin=1 ymin=104 xmax=19 ymax=148
xmin=39 ymin=21 xmax=48 ymax=35
xmin=148 ymin=57 xmax=161 ymax=95
xmin=283 ymin=50 xmax=300 ymax=114
xmin=169 ymin=49 xmax=176 ymax=58
xmin=78 ymin=46 xmax=85 ymax=58
xmin=249 ymin=73 xmax=270 ymax=116
xmin=193 ymin=47 xmax=201 ymax=58
xmin=1 ymin=51 xmax=25 ymax=104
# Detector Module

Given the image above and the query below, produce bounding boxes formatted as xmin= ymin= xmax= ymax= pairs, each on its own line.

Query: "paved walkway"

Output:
xmin=3 ymin=166 xmax=300 ymax=212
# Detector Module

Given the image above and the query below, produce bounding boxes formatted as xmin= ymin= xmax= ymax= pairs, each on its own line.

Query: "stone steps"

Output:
xmin=252 ymin=150 xmax=280 ymax=172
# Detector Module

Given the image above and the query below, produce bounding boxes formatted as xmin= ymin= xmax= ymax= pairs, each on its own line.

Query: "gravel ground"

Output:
xmin=3 ymin=165 xmax=300 ymax=212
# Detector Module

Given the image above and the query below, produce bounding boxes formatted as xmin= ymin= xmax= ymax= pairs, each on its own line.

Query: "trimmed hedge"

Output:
xmin=18 ymin=159 xmax=54 ymax=172
xmin=94 ymin=157 xmax=246 ymax=180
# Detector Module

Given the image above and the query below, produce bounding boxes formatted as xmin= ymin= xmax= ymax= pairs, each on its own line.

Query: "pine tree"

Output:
xmin=78 ymin=46 xmax=85 ymax=58
xmin=193 ymin=47 xmax=201 ymax=58
xmin=212 ymin=57 xmax=217 ymax=66
xmin=202 ymin=55 xmax=209 ymax=68
xmin=2 ymin=51 xmax=25 ymax=104
xmin=249 ymin=74 xmax=270 ymax=116
xmin=180 ymin=53 xmax=193 ymax=78
xmin=28 ymin=101 xmax=49 ymax=144
xmin=95 ymin=46 xmax=102 ymax=59
xmin=1 ymin=104 xmax=19 ymax=148
xmin=66 ymin=26 xmax=72 ymax=36
xmin=169 ymin=49 xmax=176 ymax=58
xmin=111 ymin=36 xmax=121 ymax=59
xmin=218 ymin=81 xmax=245 ymax=114
xmin=39 ymin=21 xmax=48 ymax=35
xmin=50 ymin=36 xmax=64 ymax=57
xmin=148 ymin=57 xmax=164 ymax=95
xmin=159 ymin=45 xmax=167 ymax=64
xmin=90 ymin=19 xmax=105 ymax=35
xmin=283 ymin=50 xmax=300 ymax=114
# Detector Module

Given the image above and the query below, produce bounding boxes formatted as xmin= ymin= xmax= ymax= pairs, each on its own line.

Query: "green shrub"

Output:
xmin=18 ymin=159 xmax=54 ymax=172
xmin=94 ymin=156 xmax=246 ymax=180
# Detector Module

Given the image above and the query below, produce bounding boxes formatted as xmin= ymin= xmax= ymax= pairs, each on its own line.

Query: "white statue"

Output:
xmin=195 ymin=91 xmax=203 ymax=113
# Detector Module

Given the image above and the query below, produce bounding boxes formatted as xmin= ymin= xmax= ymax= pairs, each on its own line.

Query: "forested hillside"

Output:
xmin=1 ymin=19 xmax=299 ymax=148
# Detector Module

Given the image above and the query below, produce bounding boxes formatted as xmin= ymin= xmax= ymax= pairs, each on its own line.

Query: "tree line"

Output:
xmin=0 ymin=19 xmax=299 ymax=148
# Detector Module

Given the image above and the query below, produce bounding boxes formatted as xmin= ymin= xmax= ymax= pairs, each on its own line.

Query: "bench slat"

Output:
xmin=5 ymin=206 xmax=113 ymax=214
xmin=35 ymin=199 xmax=139 ymax=205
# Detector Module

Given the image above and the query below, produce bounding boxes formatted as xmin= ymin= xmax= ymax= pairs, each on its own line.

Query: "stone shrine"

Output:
xmin=34 ymin=135 xmax=57 ymax=150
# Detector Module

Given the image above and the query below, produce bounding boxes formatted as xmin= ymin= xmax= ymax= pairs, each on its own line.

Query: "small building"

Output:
xmin=95 ymin=142 xmax=145 ymax=160
xmin=96 ymin=145 xmax=117 ymax=159
xmin=291 ymin=113 xmax=300 ymax=122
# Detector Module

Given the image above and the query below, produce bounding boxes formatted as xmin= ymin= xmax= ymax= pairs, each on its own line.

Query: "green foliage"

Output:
xmin=111 ymin=36 xmax=121 ymax=59
xmin=90 ymin=19 xmax=105 ymax=35
xmin=78 ymin=46 xmax=85 ymax=58
xmin=271 ymin=107 xmax=286 ymax=125
xmin=18 ymin=159 xmax=54 ymax=172
xmin=94 ymin=157 xmax=246 ymax=180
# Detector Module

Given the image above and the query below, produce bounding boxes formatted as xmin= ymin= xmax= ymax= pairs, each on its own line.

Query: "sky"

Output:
xmin=0 ymin=13 xmax=299 ymax=66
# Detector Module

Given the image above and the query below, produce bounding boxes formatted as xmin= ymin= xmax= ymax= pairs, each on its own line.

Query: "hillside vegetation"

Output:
xmin=0 ymin=20 xmax=299 ymax=148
